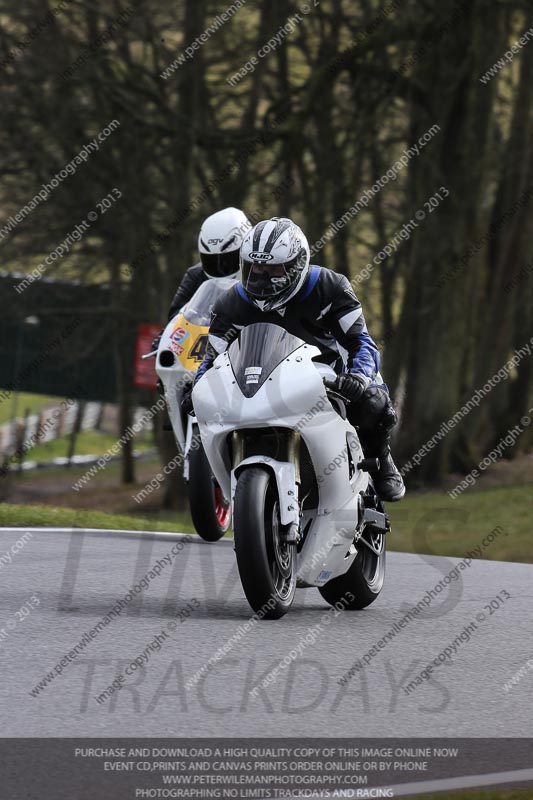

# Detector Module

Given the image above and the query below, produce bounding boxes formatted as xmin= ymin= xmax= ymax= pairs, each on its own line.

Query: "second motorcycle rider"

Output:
xmin=184 ymin=217 xmax=405 ymax=503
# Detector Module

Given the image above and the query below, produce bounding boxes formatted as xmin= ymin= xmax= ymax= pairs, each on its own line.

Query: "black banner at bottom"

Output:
xmin=1 ymin=738 xmax=532 ymax=799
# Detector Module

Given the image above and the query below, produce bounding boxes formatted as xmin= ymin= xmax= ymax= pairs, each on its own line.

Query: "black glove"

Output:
xmin=151 ymin=330 xmax=163 ymax=353
xmin=180 ymin=384 xmax=194 ymax=416
xmin=334 ymin=373 xmax=370 ymax=404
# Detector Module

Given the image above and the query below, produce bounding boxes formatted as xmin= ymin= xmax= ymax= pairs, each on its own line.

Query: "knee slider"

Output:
xmin=357 ymin=386 xmax=388 ymax=429
xmin=380 ymin=396 xmax=398 ymax=431
xmin=355 ymin=385 xmax=391 ymax=430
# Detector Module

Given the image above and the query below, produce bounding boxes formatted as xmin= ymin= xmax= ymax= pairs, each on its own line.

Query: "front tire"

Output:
xmin=188 ymin=436 xmax=231 ymax=542
xmin=233 ymin=467 xmax=296 ymax=619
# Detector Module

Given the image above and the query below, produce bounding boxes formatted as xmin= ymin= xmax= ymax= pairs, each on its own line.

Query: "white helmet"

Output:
xmin=198 ymin=207 xmax=251 ymax=278
xmin=240 ymin=217 xmax=310 ymax=311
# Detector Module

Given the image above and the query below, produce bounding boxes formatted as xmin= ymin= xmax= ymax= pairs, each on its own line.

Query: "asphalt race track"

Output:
xmin=1 ymin=527 xmax=532 ymax=737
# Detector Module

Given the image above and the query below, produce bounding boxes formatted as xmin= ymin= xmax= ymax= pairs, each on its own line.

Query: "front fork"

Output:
xmin=232 ymin=430 xmax=301 ymax=544
xmin=285 ymin=431 xmax=301 ymax=543
xmin=182 ymin=415 xmax=198 ymax=481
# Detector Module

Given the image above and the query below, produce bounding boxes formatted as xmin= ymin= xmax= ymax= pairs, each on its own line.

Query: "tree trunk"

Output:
xmin=390 ymin=0 xmax=508 ymax=482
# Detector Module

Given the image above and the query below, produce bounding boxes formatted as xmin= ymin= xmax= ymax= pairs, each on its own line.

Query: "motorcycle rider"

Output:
xmin=184 ymin=217 xmax=405 ymax=502
xmin=151 ymin=207 xmax=251 ymax=356
xmin=167 ymin=207 xmax=252 ymax=320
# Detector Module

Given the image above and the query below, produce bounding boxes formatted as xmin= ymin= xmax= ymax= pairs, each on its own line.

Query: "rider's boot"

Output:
xmin=362 ymin=430 xmax=405 ymax=502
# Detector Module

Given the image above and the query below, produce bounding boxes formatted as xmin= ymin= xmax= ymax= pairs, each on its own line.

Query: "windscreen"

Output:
xmin=227 ymin=322 xmax=304 ymax=398
xmin=180 ymin=277 xmax=235 ymax=326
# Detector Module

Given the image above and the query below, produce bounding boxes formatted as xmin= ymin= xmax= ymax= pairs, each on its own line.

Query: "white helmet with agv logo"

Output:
xmin=198 ymin=207 xmax=251 ymax=278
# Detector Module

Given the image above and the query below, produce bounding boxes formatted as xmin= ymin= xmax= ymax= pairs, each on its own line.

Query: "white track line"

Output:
xmin=381 ymin=767 xmax=533 ymax=797
xmin=0 ymin=527 xmax=235 ymax=544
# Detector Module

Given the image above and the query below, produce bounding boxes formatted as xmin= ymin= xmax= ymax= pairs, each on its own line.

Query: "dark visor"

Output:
xmin=241 ymin=253 xmax=303 ymax=299
xmin=200 ymin=250 xmax=239 ymax=278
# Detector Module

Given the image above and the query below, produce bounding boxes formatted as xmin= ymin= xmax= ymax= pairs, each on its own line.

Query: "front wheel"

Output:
xmin=188 ymin=435 xmax=231 ymax=542
xmin=233 ymin=466 xmax=296 ymax=619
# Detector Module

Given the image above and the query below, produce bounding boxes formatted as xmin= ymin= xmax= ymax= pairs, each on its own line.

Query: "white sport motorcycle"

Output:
xmin=193 ymin=322 xmax=390 ymax=619
xmin=155 ymin=278 xmax=235 ymax=541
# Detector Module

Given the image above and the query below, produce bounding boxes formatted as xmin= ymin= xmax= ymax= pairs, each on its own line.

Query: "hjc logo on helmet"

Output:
xmin=249 ymin=252 xmax=274 ymax=261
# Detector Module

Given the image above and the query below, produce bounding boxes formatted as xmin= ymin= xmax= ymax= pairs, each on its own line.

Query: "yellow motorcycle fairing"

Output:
xmin=168 ymin=313 xmax=209 ymax=373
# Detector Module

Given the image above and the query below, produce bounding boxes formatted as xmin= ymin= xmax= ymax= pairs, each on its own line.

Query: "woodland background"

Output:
xmin=1 ymin=0 xmax=532 ymax=489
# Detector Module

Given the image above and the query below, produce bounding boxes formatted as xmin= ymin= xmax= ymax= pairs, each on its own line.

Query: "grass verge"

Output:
xmin=21 ymin=428 xmax=153 ymax=462
xmin=0 ymin=484 xmax=531 ymax=563
xmin=0 ymin=393 xmax=60 ymax=425
xmin=391 ymin=484 xmax=532 ymax=563
xmin=0 ymin=502 xmax=195 ymax=534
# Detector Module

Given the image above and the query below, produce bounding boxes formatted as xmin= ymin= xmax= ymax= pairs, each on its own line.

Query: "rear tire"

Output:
xmin=318 ymin=493 xmax=386 ymax=610
xmin=233 ymin=466 xmax=296 ymax=619
xmin=188 ymin=434 xmax=231 ymax=542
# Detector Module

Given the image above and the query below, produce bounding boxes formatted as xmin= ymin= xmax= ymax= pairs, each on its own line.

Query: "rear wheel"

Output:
xmin=233 ymin=466 xmax=296 ymax=619
xmin=318 ymin=493 xmax=386 ymax=610
xmin=188 ymin=434 xmax=231 ymax=542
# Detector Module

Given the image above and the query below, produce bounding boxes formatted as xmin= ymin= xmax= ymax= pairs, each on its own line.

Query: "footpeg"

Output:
xmin=358 ymin=458 xmax=380 ymax=472
xmin=363 ymin=508 xmax=389 ymax=532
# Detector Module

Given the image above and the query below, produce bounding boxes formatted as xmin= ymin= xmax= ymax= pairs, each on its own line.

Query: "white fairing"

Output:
xmin=193 ymin=330 xmax=370 ymax=587
xmin=155 ymin=277 xmax=235 ymax=459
